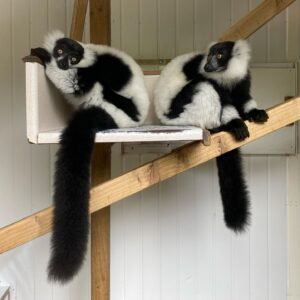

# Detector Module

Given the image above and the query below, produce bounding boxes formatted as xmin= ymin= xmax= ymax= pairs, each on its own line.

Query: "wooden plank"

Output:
xmin=70 ymin=0 xmax=89 ymax=41
xmin=219 ymin=0 xmax=295 ymax=41
xmin=90 ymin=0 xmax=111 ymax=44
xmin=89 ymin=1 xmax=111 ymax=299
xmin=0 ymin=97 xmax=299 ymax=254
xmin=91 ymin=144 xmax=111 ymax=300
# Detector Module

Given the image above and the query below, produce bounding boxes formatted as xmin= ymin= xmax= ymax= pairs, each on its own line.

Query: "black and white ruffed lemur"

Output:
xmin=154 ymin=40 xmax=268 ymax=232
xmin=31 ymin=31 xmax=150 ymax=283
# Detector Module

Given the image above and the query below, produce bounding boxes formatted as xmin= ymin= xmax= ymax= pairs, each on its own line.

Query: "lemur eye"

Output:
xmin=71 ymin=57 xmax=77 ymax=63
xmin=217 ymin=53 xmax=223 ymax=59
xmin=57 ymin=49 xmax=63 ymax=55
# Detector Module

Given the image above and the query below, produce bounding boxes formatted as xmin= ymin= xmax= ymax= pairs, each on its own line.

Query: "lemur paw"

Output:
xmin=226 ymin=119 xmax=249 ymax=141
xmin=247 ymin=109 xmax=269 ymax=123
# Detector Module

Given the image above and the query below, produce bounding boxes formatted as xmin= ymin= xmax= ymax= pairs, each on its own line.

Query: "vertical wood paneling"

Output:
xmin=249 ymin=0 xmax=268 ymax=62
xmin=177 ymin=169 xmax=197 ymax=300
xmin=121 ymin=0 xmax=139 ymax=57
xmin=231 ymin=157 xmax=250 ymax=300
xmin=194 ymin=161 xmax=214 ymax=299
xmin=194 ymin=0 xmax=213 ymax=51
xmin=139 ymin=0 xmax=158 ymax=58
xmin=213 ymin=0 xmax=231 ymax=39
xmin=213 ymin=162 xmax=232 ymax=300
xmin=158 ymin=0 xmax=176 ymax=58
xmin=123 ymin=154 xmax=142 ymax=300
xmin=286 ymin=1 xmax=300 ymax=61
xmin=268 ymin=10 xmax=287 ymax=62
xmin=141 ymin=154 xmax=160 ymax=300
xmin=159 ymin=177 xmax=179 ymax=300
xmin=268 ymin=157 xmax=287 ymax=300
xmin=175 ymin=0 xmax=194 ymax=54
xmin=111 ymin=0 xmax=121 ymax=48
xmin=0 ymin=0 xmax=13 ymax=228
xmin=110 ymin=144 xmax=125 ymax=300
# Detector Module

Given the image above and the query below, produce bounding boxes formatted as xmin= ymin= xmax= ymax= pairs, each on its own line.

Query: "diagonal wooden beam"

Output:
xmin=70 ymin=0 xmax=89 ymax=41
xmin=1 ymin=97 xmax=300 ymax=254
xmin=219 ymin=0 xmax=295 ymax=41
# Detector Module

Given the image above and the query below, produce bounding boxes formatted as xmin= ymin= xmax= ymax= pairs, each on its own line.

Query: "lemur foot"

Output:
xmin=226 ymin=119 xmax=249 ymax=141
xmin=247 ymin=109 xmax=269 ymax=123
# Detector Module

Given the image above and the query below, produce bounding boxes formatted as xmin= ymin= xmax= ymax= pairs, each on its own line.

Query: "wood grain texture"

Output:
xmin=1 ymin=97 xmax=300 ymax=254
xmin=70 ymin=0 xmax=89 ymax=40
xmin=89 ymin=1 xmax=111 ymax=299
xmin=219 ymin=0 xmax=295 ymax=41
xmin=91 ymin=144 xmax=112 ymax=300
xmin=90 ymin=0 xmax=111 ymax=44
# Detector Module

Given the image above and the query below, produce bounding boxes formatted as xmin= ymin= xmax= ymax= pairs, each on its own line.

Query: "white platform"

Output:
xmin=25 ymin=60 xmax=297 ymax=154
xmin=25 ymin=61 xmax=204 ymax=144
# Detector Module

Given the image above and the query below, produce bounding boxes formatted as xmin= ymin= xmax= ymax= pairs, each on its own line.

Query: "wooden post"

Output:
xmin=70 ymin=0 xmax=89 ymax=40
xmin=91 ymin=144 xmax=111 ymax=300
xmin=89 ymin=1 xmax=111 ymax=300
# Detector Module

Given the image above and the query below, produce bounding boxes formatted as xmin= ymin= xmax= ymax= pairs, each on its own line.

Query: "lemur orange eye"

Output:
xmin=217 ymin=53 xmax=223 ymax=59
xmin=57 ymin=49 xmax=63 ymax=55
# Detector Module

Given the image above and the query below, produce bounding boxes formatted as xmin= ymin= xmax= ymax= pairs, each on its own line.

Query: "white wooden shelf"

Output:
xmin=25 ymin=60 xmax=297 ymax=153
xmin=36 ymin=125 xmax=204 ymax=144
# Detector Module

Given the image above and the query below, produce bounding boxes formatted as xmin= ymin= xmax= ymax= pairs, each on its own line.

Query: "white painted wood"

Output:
xmin=175 ymin=0 xmax=194 ymax=54
xmin=157 ymin=0 xmax=176 ymax=58
xmin=139 ymin=0 xmax=158 ymax=58
xmin=25 ymin=62 xmax=296 ymax=153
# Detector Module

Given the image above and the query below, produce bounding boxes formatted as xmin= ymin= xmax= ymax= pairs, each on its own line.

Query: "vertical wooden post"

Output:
xmin=91 ymin=144 xmax=111 ymax=300
xmin=89 ymin=1 xmax=111 ymax=300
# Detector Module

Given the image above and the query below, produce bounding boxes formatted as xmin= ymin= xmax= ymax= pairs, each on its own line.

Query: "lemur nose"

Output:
xmin=57 ymin=60 xmax=69 ymax=70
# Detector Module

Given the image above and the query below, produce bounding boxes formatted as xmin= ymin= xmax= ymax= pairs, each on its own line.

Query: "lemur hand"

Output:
xmin=247 ymin=109 xmax=269 ymax=123
xmin=226 ymin=119 xmax=250 ymax=141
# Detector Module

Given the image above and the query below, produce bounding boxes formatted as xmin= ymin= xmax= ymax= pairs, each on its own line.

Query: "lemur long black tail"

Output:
xmin=48 ymin=106 xmax=117 ymax=283
xmin=216 ymin=149 xmax=250 ymax=232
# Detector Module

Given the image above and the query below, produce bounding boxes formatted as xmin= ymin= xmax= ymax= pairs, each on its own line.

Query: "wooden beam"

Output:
xmin=1 ymin=97 xmax=299 ymax=254
xmin=89 ymin=1 xmax=111 ymax=299
xmin=90 ymin=0 xmax=111 ymax=44
xmin=219 ymin=0 xmax=295 ymax=41
xmin=70 ymin=0 xmax=89 ymax=41
xmin=91 ymin=145 xmax=111 ymax=300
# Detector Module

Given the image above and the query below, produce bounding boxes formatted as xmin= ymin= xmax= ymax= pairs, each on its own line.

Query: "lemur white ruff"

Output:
xmin=154 ymin=40 xmax=268 ymax=232
xmin=31 ymin=31 xmax=150 ymax=283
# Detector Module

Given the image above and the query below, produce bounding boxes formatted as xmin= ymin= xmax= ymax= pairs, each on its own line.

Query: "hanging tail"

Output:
xmin=48 ymin=106 xmax=117 ymax=283
xmin=216 ymin=149 xmax=250 ymax=232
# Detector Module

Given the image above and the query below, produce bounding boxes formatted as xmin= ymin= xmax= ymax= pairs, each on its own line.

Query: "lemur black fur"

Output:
xmin=31 ymin=31 xmax=149 ymax=283
xmin=154 ymin=40 xmax=268 ymax=232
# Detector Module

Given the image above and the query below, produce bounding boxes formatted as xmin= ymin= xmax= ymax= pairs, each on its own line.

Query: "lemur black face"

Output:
xmin=204 ymin=41 xmax=235 ymax=73
xmin=53 ymin=38 xmax=84 ymax=70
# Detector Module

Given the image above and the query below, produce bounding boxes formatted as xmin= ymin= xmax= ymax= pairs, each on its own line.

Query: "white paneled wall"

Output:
xmin=0 ymin=0 xmax=299 ymax=299
xmin=111 ymin=150 xmax=288 ymax=300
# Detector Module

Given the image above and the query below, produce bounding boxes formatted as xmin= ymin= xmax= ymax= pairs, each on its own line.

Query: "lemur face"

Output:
xmin=204 ymin=41 xmax=235 ymax=73
xmin=53 ymin=38 xmax=84 ymax=70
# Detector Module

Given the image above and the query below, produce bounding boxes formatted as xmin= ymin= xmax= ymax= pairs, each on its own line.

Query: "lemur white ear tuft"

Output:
xmin=43 ymin=30 xmax=65 ymax=53
xmin=233 ymin=40 xmax=251 ymax=58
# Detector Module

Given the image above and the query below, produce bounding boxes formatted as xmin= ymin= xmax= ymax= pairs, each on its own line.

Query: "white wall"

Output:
xmin=0 ymin=0 xmax=299 ymax=299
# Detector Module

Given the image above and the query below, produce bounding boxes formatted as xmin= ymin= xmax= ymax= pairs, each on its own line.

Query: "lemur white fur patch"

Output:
xmin=43 ymin=30 xmax=150 ymax=127
xmin=43 ymin=30 xmax=65 ymax=54
xmin=154 ymin=52 xmax=198 ymax=123
xmin=201 ymin=40 xmax=251 ymax=88
xmin=243 ymin=98 xmax=258 ymax=113
xmin=221 ymin=105 xmax=240 ymax=124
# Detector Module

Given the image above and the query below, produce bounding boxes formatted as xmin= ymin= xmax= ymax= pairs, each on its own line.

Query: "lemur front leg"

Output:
xmin=221 ymin=105 xmax=250 ymax=141
xmin=243 ymin=98 xmax=269 ymax=123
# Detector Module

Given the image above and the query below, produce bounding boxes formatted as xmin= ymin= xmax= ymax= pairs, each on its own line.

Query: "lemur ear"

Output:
xmin=31 ymin=47 xmax=51 ymax=65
